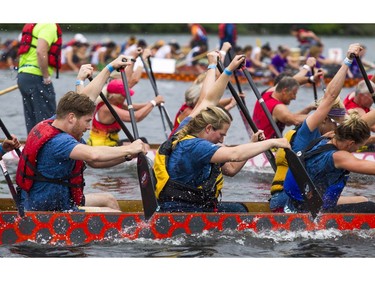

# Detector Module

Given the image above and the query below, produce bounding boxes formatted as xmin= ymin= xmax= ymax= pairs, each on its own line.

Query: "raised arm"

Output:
xmin=190 ymin=52 xmax=246 ymax=118
xmin=306 ymin=43 xmax=363 ymax=131
xmin=81 ymin=55 xmax=132 ymax=101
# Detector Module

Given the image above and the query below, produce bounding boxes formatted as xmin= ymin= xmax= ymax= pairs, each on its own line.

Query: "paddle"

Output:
xmin=146 ymin=56 xmax=157 ymax=86
xmin=355 ymin=55 xmax=375 ymax=102
xmin=320 ymin=74 xmax=327 ymax=94
xmin=88 ymin=75 xmax=158 ymax=220
xmin=311 ymin=67 xmax=318 ymax=104
xmin=226 ymin=48 xmax=254 ymax=140
xmin=118 ymin=64 xmax=159 ymax=220
xmin=138 ymin=54 xmax=173 ymax=139
xmin=216 ymin=60 xmax=277 ymax=172
xmin=0 ymin=118 xmax=24 ymax=217
xmin=146 ymin=55 xmax=173 ymax=130
xmin=175 ymin=50 xmax=209 ymax=68
xmin=0 ymin=84 xmax=18 ymax=96
xmin=241 ymin=66 xmax=323 ymax=218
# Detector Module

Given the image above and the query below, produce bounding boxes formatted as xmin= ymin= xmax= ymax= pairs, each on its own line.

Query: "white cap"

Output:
xmin=74 ymin=33 xmax=88 ymax=44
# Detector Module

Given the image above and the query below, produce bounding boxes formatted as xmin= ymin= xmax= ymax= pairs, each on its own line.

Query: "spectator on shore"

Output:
xmin=17 ymin=23 xmax=62 ymax=134
xmin=268 ymin=45 xmax=300 ymax=77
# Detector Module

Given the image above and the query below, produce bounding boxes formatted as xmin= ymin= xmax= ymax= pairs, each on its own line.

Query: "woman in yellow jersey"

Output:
xmin=87 ymin=79 xmax=164 ymax=146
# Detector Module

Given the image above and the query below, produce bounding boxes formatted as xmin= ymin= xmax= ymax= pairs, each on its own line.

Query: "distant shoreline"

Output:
xmin=2 ymin=24 xmax=375 ymax=36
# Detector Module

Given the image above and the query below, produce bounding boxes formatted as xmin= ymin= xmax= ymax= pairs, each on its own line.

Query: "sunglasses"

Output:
xmin=329 ymin=117 xmax=340 ymax=127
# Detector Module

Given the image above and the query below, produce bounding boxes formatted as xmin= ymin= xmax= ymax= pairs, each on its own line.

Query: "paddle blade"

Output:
xmin=285 ymin=149 xmax=323 ymax=218
xmin=137 ymin=154 xmax=159 ymax=220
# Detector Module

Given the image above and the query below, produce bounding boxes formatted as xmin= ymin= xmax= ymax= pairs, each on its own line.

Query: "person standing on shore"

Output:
xmin=218 ymin=23 xmax=237 ymax=49
xmin=17 ymin=23 xmax=62 ymax=134
xmin=188 ymin=23 xmax=208 ymax=49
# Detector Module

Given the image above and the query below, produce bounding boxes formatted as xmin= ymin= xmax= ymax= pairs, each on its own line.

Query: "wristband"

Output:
xmin=106 ymin=64 xmax=115 ymax=73
xmin=344 ymin=57 xmax=353 ymax=67
xmin=150 ymin=100 xmax=156 ymax=107
xmin=0 ymin=144 xmax=4 ymax=156
xmin=302 ymin=64 xmax=311 ymax=72
xmin=75 ymin=80 xmax=84 ymax=86
xmin=207 ymin=64 xmax=217 ymax=70
xmin=219 ymin=50 xmax=226 ymax=56
xmin=223 ymin=68 xmax=233 ymax=76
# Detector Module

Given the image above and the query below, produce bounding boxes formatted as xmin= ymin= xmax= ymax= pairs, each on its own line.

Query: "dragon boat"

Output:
xmin=0 ymin=198 xmax=375 ymax=246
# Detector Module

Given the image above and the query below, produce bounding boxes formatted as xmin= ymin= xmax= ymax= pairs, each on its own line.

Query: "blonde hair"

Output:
xmin=175 ymin=106 xmax=232 ymax=145
xmin=185 ymin=84 xmax=202 ymax=107
xmin=355 ymin=80 xmax=375 ymax=96
xmin=317 ymin=96 xmax=346 ymax=117
xmin=335 ymin=111 xmax=370 ymax=144
xmin=193 ymin=72 xmax=207 ymax=85
xmin=308 ymin=45 xmax=321 ymax=58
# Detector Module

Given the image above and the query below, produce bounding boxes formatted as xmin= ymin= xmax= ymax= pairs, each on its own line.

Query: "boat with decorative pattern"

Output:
xmin=1 ymin=198 xmax=375 ymax=246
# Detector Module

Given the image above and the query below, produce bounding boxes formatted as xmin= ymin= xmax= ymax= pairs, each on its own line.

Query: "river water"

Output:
xmin=0 ymin=30 xmax=375 ymax=277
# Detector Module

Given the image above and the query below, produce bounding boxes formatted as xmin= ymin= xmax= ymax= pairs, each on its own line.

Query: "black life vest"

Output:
xmin=17 ymin=23 xmax=62 ymax=78
xmin=296 ymin=136 xmax=337 ymax=165
xmin=16 ymin=119 xmax=85 ymax=206
xmin=153 ymin=135 xmax=223 ymax=210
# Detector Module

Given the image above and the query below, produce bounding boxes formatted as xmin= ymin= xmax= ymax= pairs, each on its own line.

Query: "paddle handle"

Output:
xmin=146 ymin=56 xmax=173 ymax=130
xmin=311 ymin=67 xmax=318 ymax=103
xmin=0 ymin=118 xmax=24 ymax=217
xmin=140 ymin=55 xmax=159 ymax=94
xmin=140 ymin=55 xmax=173 ymax=133
xmin=146 ymin=56 xmax=157 ymax=89
xmin=241 ymin=67 xmax=283 ymax=138
xmin=0 ymin=118 xmax=21 ymax=157
xmin=355 ymin=55 xmax=375 ymax=101
xmin=120 ymin=67 xmax=140 ymax=140
xmin=227 ymin=48 xmax=245 ymax=100
xmin=320 ymin=75 xmax=327 ymax=94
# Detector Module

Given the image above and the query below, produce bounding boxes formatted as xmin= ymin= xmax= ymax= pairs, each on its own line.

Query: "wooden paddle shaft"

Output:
xmin=0 ymin=85 xmax=18 ymax=96
xmin=176 ymin=50 xmax=209 ymax=68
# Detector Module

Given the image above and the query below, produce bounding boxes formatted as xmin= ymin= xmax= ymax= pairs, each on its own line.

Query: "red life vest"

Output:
xmin=16 ymin=119 xmax=85 ymax=206
xmin=170 ymin=103 xmax=192 ymax=137
xmin=343 ymin=94 xmax=370 ymax=113
xmin=253 ymin=90 xmax=285 ymax=139
xmin=91 ymin=102 xmax=122 ymax=133
xmin=17 ymin=23 xmax=62 ymax=77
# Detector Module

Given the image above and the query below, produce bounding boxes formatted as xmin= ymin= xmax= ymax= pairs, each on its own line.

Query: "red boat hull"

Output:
xmin=1 ymin=210 xmax=375 ymax=246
